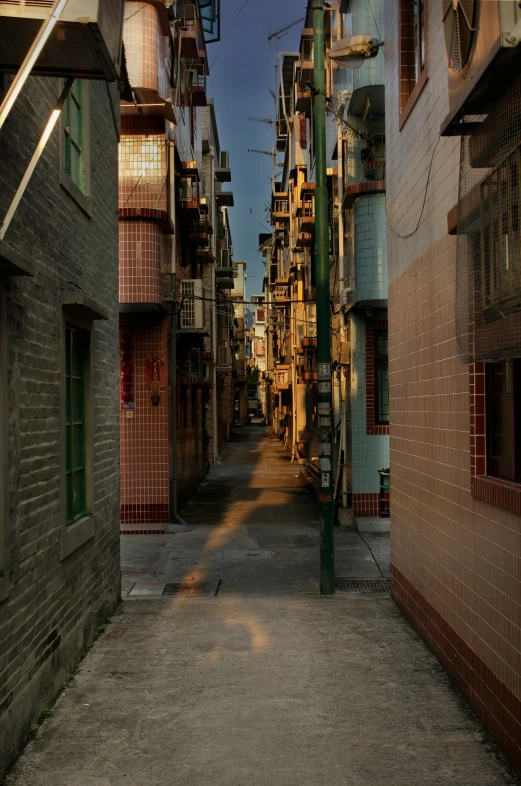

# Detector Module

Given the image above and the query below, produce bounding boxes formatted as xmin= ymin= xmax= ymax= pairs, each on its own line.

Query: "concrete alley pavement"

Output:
xmin=6 ymin=429 xmax=520 ymax=786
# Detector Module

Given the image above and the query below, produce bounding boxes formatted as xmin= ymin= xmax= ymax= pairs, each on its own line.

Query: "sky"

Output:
xmin=206 ymin=0 xmax=306 ymax=301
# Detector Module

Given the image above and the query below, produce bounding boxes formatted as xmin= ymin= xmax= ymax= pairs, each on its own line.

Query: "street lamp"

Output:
xmin=328 ymin=35 xmax=384 ymax=69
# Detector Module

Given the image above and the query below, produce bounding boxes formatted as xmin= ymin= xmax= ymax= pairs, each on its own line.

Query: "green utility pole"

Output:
xmin=313 ymin=0 xmax=335 ymax=594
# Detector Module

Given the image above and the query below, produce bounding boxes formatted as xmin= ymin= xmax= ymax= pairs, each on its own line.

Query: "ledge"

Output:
xmin=119 ymin=207 xmax=175 ymax=234
xmin=0 ymin=240 xmax=35 ymax=278
xmin=61 ymin=292 xmax=110 ymax=320
xmin=343 ymin=181 xmax=386 ymax=209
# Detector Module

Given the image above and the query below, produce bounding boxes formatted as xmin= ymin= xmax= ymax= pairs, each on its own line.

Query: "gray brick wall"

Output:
xmin=0 ymin=76 xmax=120 ymax=778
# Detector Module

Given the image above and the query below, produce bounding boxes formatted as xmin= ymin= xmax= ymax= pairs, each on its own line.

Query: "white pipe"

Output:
xmin=168 ymin=138 xmax=189 ymax=528
xmin=0 ymin=0 xmax=70 ymax=131
xmin=0 ymin=78 xmax=73 ymax=241
xmin=210 ymin=146 xmax=219 ymax=463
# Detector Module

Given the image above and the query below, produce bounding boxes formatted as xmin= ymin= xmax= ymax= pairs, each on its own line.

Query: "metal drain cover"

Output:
xmin=335 ymin=578 xmax=390 ymax=593
xmin=162 ymin=581 xmax=221 ymax=597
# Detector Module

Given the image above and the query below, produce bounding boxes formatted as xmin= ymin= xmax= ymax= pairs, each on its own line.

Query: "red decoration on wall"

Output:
xmin=146 ymin=356 xmax=165 ymax=387
xmin=120 ymin=330 xmax=135 ymax=410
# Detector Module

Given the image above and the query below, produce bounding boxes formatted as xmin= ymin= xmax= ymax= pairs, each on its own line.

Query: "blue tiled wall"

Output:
xmin=354 ymin=193 xmax=387 ymax=302
xmin=351 ymin=0 xmax=385 ymax=90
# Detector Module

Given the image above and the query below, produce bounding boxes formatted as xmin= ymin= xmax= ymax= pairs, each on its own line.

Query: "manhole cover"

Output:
xmin=162 ymin=581 xmax=221 ymax=597
xmin=335 ymin=578 xmax=390 ymax=593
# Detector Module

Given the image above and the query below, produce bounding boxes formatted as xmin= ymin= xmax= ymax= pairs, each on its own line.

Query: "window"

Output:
xmin=485 ymin=359 xmax=521 ymax=482
xmin=374 ymin=330 xmax=389 ymax=425
xmin=60 ymin=80 xmax=91 ymax=214
xmin=64 ymin=80 xmax=84 ymax=190
xmin=65 ymin=325 xmax=89 ymax=525
xmin=399 ymin=0 xmax=428 ymax=128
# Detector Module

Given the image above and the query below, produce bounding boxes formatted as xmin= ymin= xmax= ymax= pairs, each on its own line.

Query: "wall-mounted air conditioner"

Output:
xmin=217 ymin=345 xmax=231 ymax=368
xmin=180 ymin=279 xmax=204 ymax=329
xmin=442 ymin=0 xmax=521 ymax=133
xmin=0 ymin=0 xmax=124 ymax=80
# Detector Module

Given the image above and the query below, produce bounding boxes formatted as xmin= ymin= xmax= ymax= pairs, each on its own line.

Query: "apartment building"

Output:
xmin=262 ymin=0 xmax=389 ymax=515
xmin=231 ymin=260 xmax=248 ymax=425
xmin=0 ymin=2 xmax=125 ymax=775
xmin=118 ymin=0 xmax=234 ymax=527
xmin=385 ymin=0 xmax=521 ymax=767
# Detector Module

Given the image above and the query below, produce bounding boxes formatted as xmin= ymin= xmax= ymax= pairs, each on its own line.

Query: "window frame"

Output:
xmin=399 ymin=0 xmax=429 ymax=130
xmin=470 ymin=362 xmax=521 ymax=514
xmin=60 ymin=79 xmax=92 ymax=217
xmin=60 ymin=308 xmax=95 ymax=560
xmin=374 ymin=329 xmax=390 ymax=426
xmin=366 ymin=319 xmax=390 ymax=436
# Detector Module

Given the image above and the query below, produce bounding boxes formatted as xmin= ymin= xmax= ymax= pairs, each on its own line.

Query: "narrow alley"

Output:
xmin=5 ymin=430 xmax=519 ymax=786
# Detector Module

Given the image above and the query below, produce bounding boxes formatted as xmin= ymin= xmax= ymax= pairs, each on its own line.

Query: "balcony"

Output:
xmin=215 ymin=151 xmax=231 ymax=182
xmin=272 ymin=195 xmax=289 ymax=220
xmin=121 ymin=3 xmax=175 ymax=123
xmin=119 ymin=134 xmax=174 ymax=233
xmin=216 ymin=191 xmax=234 ymax=208
xmin=119 ymin=221 xmax=165 ymax=313
xmin=0 ymin=0 xmax=125 ymax=80
xmin=296 ymin=89 xmax=312 ymax=114
xmin=183 ymin=69 xmax=207 ymax=107
xmin=298 ymin=39 xmax=313 ymax=87
xmin=178 ymin=3 xmax=205 ymax=61
xmin=178 ymin=169 xmax=200 ymax=218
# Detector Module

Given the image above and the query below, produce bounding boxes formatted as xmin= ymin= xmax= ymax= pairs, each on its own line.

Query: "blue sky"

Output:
xmin=207 ymin=0 xmax=305 ymax=300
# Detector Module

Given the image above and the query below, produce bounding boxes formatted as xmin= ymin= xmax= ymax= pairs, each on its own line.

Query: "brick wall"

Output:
xmin=0 ymin=77 xmax=120 ymax=777
xmin=385 ymin=0 xmax=521 ymax=768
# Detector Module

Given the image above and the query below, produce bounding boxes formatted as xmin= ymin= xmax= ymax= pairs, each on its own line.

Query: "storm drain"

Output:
xmin=335 ymin=578 xmax=390 ymax=593
xmin=162 ymin=580 xmax=221 ymax=597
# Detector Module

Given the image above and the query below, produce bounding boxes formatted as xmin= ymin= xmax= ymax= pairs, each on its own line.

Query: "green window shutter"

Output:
xmin=65 ymin=325 xmax=88 ymax=525
xmin=63 ymin=80 xmax=83 ymax=190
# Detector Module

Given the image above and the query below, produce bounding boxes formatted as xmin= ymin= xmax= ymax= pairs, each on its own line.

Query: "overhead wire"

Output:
xmin=209 ymin=0 xmax=253 ymax=70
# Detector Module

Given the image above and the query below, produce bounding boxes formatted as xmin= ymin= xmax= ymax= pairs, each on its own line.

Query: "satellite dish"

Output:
xmin=328 ymin=35 xmax=383 ymax=69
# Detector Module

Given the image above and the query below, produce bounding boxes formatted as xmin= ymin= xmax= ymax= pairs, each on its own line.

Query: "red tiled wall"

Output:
xmin=120 ymin=318 xmax=170 ymax=523
xmin=353 ymin=493 xmax=379 ymax=517
xmin=119 ymin=221 xmax=164 ymax=306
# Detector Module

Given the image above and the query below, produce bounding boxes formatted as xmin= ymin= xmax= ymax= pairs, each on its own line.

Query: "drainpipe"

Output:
xmin=337 ymin=96 xmax=348 ymax=509
xmin=210 ymin=146 xmax=219 ymax=463
xmin=169 ymin=138 xmax=189 ymax=527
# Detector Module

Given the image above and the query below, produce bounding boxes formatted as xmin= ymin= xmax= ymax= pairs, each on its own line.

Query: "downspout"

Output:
xmin=169 ymin=138 xmax=189 ymax=527
xmin=337 ymin=96 xmax=348 ymax=509
xmin=210 ymin=146 xmax=219 ymax=463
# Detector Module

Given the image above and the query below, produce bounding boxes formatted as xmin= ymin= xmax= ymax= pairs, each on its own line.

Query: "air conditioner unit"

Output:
xmin=180 ymin=279 xmax=204 ymax=330
xmin=0 ymin=0 xmax=124 ymax=80
xmin=217 ymin=345 xmax=231 ymax=368
xmin=441 ymin=0 xmax=521 ymax=133
xmin=220 ymin=151 xmax=229 ymax=169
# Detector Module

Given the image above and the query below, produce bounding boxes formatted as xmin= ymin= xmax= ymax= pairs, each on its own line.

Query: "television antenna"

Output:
xmin=268 ymin=17 xmax=305 ymax=50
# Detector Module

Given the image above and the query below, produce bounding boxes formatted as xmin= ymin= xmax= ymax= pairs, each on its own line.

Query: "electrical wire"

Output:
xmin=210 ymin=0 xmax=253 ymax=70
xmin=386 ymin=135 xmax=442 ymax=239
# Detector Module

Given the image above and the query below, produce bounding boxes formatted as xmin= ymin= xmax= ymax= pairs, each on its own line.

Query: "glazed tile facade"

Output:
xmin=385 ymin=0 xmax=521 ymax=768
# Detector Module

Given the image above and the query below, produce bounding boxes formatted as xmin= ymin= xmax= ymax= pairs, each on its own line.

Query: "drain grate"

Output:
xmin=162 ymin=580 xmax=222 ymax=597
xmin=335 ymin=578 xmax=390 ymax=593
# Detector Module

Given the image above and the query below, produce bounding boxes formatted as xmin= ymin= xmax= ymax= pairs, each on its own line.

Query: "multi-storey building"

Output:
xmin=231 ymin=260 xmax=248 ymax=425
xmin=118 ymin=0 xmax=234 ymax=528
xmin=0 ymin=2 xmax=125 ymax=776
xmin=263 ymin=0 xmax=389 ymax=512
xmin=385 ymin=0 xmax=521 ymax=768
